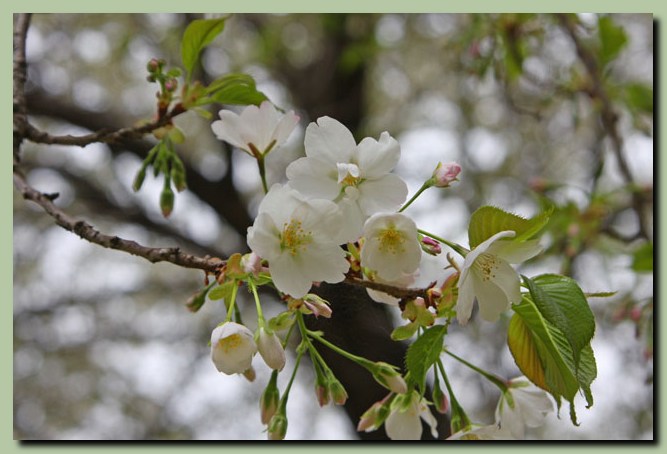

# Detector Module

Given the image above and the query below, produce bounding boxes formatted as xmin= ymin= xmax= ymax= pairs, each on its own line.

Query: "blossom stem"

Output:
xmin=417 ymin=229 xmax=468 ymax=257
xmin=443 ymin=349 xmax=508 ymax=393
xmin=248 ymin=279 xmax=265 ymax=326
xmin=304 ymin=324 xmax=374 ymax=369
xmin=436 ymin=359 xmax=471 ymax=432
xmin=257 ymin=156 xmax=269 ymax=194
xmin=224 ymin=282 xmax=239 ymax=323
xmin=279 ymin=337 xmax=306 ymax=412
xmin=398 ymin=180 xmax=433 ymax=213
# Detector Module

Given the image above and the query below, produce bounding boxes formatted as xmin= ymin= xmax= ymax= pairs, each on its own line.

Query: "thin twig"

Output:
xmin=556 ymin=13 xmax=650 ymax=240
xmin=343 ymin=276 xmax=429 ymax=301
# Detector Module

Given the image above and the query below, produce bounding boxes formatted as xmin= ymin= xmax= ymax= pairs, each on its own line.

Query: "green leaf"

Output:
xmin=523 ymin=274 xmax=595 ymax=369
xmin=208 ymin=281 xmax=235 ymax=301
xmin=391 ymin=322 xmax=419 ymax=341
xmin=632 ymin=242 xmax=653 ymax=272
xmin=405 ymin=325 xmax=446 ymax=391
xmin=625 ymin=83 xmax=653 ymax=114
xmin=468 ymin=206 xmax=552 ymax=248
xmin=509 ymin=296 xmax=597 ymax=426
xmin=181 ymin=17 xmax=227 ymax=78
xmin=598 ymin=16 xmax=628 ymax=67
xmin=200 ymin=73 xmax=268 ymax=106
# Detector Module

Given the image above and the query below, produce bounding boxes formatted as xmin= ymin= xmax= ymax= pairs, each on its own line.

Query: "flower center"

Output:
xmin=218 ymin=333 xmax=242 ymax=353
xmin=377 ymin=226 xmax=406 ymax=255
xmin=280 ymin=219 xmax=313 ymax=256
xmin=337 ymin=162 xmax=361 ymax=187
xmin=474 ymin=252 xmax=499 ymax=281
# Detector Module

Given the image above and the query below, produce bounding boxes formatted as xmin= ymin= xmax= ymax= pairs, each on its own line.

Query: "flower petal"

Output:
xmin=304 ymin=116 xmax=357 ymax=165
xmin=272 ymin=110 xmax=300 ymax=147
xmin=358 ymin=173 xmax=408 ymax=216
xmin=247 ymin=213 xmax=281 ymax=260
xmin=488 ymin=239 xmax=542 ymax=264
xmin=385 ymin=406 xmax=422 ymax=440
xmin=211 ymin=111 xmax=248 ymax=151
xmin=470 ymin=270 xmax=515 ymax=322
xmin=356 ymin=131 xmax=400 ymax=179
xmin=286 ymin=157 xmax=340 ymax=200
xmin=455 ymin=272 xmax=475 ymax=325
xmin=269 ymin=254 xmax=314 ymax=298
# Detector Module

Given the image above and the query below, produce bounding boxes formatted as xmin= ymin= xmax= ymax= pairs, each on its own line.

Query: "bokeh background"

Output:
xmin=13 ymin=13 xmax=653 ymax=440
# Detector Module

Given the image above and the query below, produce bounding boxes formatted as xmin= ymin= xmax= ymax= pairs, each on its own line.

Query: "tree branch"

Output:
xmin=13 ymin=166 xmax=224 ymax=274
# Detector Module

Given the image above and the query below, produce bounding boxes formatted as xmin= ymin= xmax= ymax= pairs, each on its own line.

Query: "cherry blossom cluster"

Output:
xmin=207 ymin=100 xmax=556 ymax=440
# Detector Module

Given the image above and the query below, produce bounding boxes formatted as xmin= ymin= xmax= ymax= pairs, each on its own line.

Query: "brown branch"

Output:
xmin=556 ymin=14 xmax=651 ymax=240
xmin=13 ymin=13 xmax=32 ymax=163
xmin=343 ymin=276 xmax=429 ymax=301
xmin=13 ymin=167 xmax=225 ymax=274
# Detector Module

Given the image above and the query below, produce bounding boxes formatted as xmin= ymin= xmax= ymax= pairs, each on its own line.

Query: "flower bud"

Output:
xmin=260 ymin=372 xmax=280 ymax=425
xmin=165 ymin=78 xmax=178 ymax=92
xmin=257 ymin=327 xmax=286 ymax=371
xmin=267 ymin=413 xmax=288 ymax=440
xmin=160 ymin=185 xmax=175 ymax=218
xmin=329 ymin=378 xmax=348 ymax=406
xmin=420 ymin=236 xmax=442 ymax=256
xmin=132 ymin=166 xmax=147 ymax=192
xmin=302 ymin=294 xmax=333 ymax=318
xmin=357 ymin=396 xmax=392 ymax=432
xmin=315 ymin=383 xmax=330 ymax=407
xmin=372 ymin=362 xmax=408 ymax=394
xmin=241 ymin=252 xmax=263 ymax=277
xmin=146 ymin=58 xmax=160 ymax=73
xmin=432 ymin=381 xmax=449 ymax=414
xmin=432 ymin=161 xmax=461 ymax=188
xmin=210 ymin=322 xmax=257 ymax=375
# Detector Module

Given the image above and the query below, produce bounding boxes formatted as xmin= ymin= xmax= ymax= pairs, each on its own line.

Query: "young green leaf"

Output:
xmin=523 ymin=274 xmax=595 ymax=369
xmin=200 ymin=73 xmax=268 ymax=106
xmin=468 ymin=205 xmax=552 ymax=248
xmin=598 ymin=16 xmax=628 ymax=67
xmin=405 ymin=325 xmax=446 ymax=391
xmin=181 ymin=17 xmax=227 ymax=79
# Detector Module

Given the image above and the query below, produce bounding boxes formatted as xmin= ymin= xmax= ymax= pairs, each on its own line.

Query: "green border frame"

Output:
xmin=5 ymin=0 xmax=661 ymax=451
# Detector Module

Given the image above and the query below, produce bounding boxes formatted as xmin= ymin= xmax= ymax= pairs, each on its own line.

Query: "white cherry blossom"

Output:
xmin=361 ymin=213 xmax=421 ymax=282
xmin=496 ymin=376 xmax=554 ymax=438
xmin=210 ymin=322 xmax=257 ymax=375
xmin=286 ymin=116 xmax=408 ymax=242
xmin=456 ymin=231 xmax=542 ymax=324
xmin=247 ymin=184 xmax=349 ymax=298
xmin=211 ymin=101 xmax=299 ymax=157
xmin=385 ymin=391 xmax=438 ymax=440
xmin=256 ymin=327 xmax=286 ymax=371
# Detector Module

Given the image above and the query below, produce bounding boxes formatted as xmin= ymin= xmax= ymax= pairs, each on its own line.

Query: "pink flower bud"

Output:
xmin=165 ymin=79 xmax=178 ymax=92
xmin=420 ymin=236 xmax=442 ymax=256
xmin=432 ymin=161 xmax=461 ymax=188
xmin=241 ymin=252 xmax=263 ymax=276
xmin=260 ymin=374 xmax=280 ymax=425
xmin=373 ymin=362 xmax=408 ymax=394
xmin=315 ymin=383 xmax=330 ymax=407
xmin=302 ymin=294 xmax=333 ymax=318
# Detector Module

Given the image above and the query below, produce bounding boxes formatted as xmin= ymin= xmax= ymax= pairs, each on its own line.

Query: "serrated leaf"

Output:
xmin=598 ymin=16 xmax=628 ymax=67
xmin=200 ymin=73 xmax=268 ymax=106
xmin=468 ymin=206 xmax=552 ymax=248
xmin=509 ymin=297 xmax=597 ymax=426
xmin=632 ymin=242 xmax=653 ymax=272
xmin=181 ymin=17 xmax=227 ymax=77
xmin=405 ymin=325 xmax=446 ymax=391
xmin=523 ymin=274 xmax=595 ymax=369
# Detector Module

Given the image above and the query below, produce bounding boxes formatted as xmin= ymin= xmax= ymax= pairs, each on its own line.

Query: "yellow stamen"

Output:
xmin=280 ymin=219 xmax=313 ymax=256
xmin=378 ymin=226 xmax=406 ymax=255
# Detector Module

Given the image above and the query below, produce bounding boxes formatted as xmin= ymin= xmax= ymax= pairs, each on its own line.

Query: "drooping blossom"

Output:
xmin=495 ymin=376 xmax=554 ymax=438
xmin=256 ymin=327 xmax=286 ymax=371
xmin=384 ymin=391 xmax=438 ymax=440
xmin=210 ymin=322 xmax=257 ymax=375
xmin=361 ymin=213 xmax=421 ymax=282
xmin=447 ymin=423 xmax=513 ymax=440
xmin=286 ymin=116 xmax=408 ymax=242
xmin=456 ymin=231 xmax=541 ymax=324
xmin=211 ymin=101 xmax=299 ymax=157
xmin=247 ymin=184 xmax=349 ymax=298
